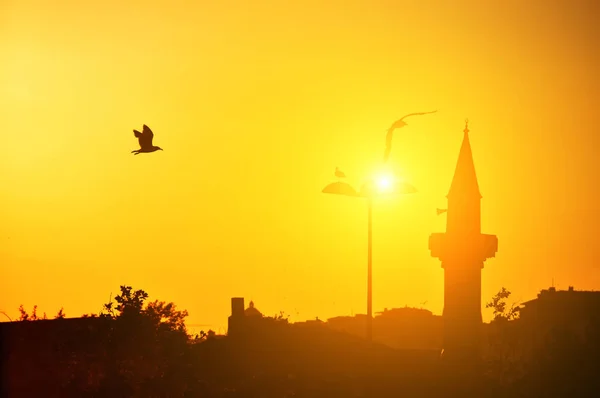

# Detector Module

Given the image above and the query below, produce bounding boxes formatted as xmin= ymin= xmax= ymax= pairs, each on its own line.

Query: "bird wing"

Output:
xmin=383 ymin=145 xmax=391 ymax=163
xmin=133 ymin=125 xmax=154 ymax=149
xmin=385 ymin=128 xmax=394 ymax=145
xmin=383 ymin=111 xmax=436 ymax=163
xmin=382 ymin=128 xmax=394 ymax=163
xmin=399 ymin=110 xmax=437 ymax=122
xmin=142 ymin=124 xmax=154 ymax=140
xmin=142 ymin=125 xmax=155 ymax=146
xmin=133 ymin=129 xmax=145 ymax=148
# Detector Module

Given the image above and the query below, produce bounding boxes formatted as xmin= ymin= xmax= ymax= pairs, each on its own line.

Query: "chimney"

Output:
xmin=231 ymin=297 xmax=245 ymax=317
xmin=228 ymin=297 xmax=246 ymax=338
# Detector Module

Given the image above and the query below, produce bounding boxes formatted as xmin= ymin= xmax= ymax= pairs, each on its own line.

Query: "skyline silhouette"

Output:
xmin=3 ymin=283 xmax=599 ymax=397
xmin=1 ymin=0 xmax=599 ymax=336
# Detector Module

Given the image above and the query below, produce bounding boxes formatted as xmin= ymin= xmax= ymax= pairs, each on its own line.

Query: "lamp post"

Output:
xmin=322 ymin=177 xmax=417 ymax=342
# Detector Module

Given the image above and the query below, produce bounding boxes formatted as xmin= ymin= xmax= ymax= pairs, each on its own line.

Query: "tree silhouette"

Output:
xmin=484 ymin=288 xmax=524 ymax=388
xmin=94 ymin=285 xmax=196 ymax=396
xmin=145 ymin=300 xmax=189 ymax=332
xmin=100 ymin=285 xmax=149 ymax=318
xmin=486 ymin=287 xmax=520 ymax=322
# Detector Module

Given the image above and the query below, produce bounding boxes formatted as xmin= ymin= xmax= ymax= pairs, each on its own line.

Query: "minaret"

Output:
xmin=429 ymin=120 xmax=498 ymax=363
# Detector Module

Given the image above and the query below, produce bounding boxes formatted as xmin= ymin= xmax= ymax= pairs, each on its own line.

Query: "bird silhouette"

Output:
xmin=335 ymin=167 xmax=346 ymax=179
xmin=383 ymin=110 xmax=437 ymax=163
xmin=131 ymin=124 xmax=163 ymax=155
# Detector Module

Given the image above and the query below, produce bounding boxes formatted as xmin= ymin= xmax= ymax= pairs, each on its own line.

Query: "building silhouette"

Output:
xmin=227 ymin=297 xmax=276 ymax=340
xmin=519 ymin=286 xmax=600 ymax=344
xmin=0 ymin=317 xmax=108 ymax=396
xmin=429 ymin=121 xmax=498 ymax=363
xmin=244 ymin=300 xmax=263 ymax=317
xmin=326 ymin=308 xmax=443 ymax=350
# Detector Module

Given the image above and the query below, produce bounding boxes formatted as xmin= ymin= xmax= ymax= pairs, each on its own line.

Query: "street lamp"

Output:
xmin=322 ymin=176 xmax=417 ymax=343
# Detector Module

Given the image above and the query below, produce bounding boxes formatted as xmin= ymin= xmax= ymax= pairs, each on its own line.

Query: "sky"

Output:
xmin=1 ymin=0 xmax=599 ymax=332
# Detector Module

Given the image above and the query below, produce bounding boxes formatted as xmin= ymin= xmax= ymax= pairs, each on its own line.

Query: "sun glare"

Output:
xmin=375 ymin=174 xmax=394 ymax=194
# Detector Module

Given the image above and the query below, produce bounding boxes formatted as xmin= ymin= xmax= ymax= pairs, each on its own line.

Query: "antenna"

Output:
xmin=101 ymin=292 xmax=114 ymax=315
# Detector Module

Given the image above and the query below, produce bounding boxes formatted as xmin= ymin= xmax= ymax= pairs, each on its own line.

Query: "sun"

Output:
xmin=375 ymin=173 xmax=395 ymax=194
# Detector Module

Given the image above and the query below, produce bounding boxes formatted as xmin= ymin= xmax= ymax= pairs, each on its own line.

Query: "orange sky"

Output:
xmin=1 ymin=0 xmax=599 ymax=332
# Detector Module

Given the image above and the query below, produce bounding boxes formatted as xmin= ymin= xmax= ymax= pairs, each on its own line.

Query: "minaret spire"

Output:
xmin=447 ymin=118 xmax=481 ymax=200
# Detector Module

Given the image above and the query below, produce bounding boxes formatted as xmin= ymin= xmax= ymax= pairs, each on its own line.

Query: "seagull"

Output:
xmin=383 ymin=110 xmax=437 ymax=163
xmin=335 ymin=167 xmax=346 ymax=179
xmin=131 ymin=124 xmax=163 ymax=155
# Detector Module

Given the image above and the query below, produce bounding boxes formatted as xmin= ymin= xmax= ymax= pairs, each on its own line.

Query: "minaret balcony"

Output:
xmin=429 ymin=233 xmax=498 ymax=265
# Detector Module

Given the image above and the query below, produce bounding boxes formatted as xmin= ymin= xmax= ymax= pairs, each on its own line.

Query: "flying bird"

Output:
xmin=131 ymin=124 xmax=163 ymax=155
xmin=383 ymin=110 xmax=437 ymax=163
xmin=335 ymin=167 xmax=346 ymax=179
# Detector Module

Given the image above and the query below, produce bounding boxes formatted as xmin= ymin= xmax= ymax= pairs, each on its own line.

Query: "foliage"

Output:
xmin=484 ymin=287 xmax=524 ymax=388
xmin=486 ymin=287 xmax=520 ymax=322
xmin=193 ymin=329 xmax=217 ymax=342
xmin=272 ymin=310 xmax=290 ymax=323
xmin=101 ymin=286 xmax=148 ymax=318
xmin=17 ymin=304 xmax=44 ymax=321
xmin=145 ymin=300 xmax=189 ymax=332
xmin=99 ymin=285 xmax=189 ymax=332
xmin=94 ymin=285 xmax=194 ymax=396
xmin=54 ymin=307 xmax=66 ymax=319
xmin=16 ymin=305 xmax=63 ymax=321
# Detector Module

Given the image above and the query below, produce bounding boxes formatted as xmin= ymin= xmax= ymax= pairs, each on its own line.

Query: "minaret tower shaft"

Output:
xmin=429 ymin=120 xmax=498 ymax=362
